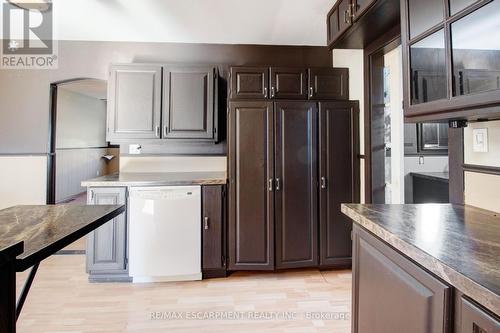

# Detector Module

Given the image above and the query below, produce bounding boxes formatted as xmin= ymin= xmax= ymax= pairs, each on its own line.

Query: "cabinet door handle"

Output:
xmin=321 ymin=177 xmax=328 ymax=189
xmin=268 ymin=178 xmax=274 ymax=192
xmin=204 ymin=217 xmax=209 ymax=230
xmin=275 ymin=178 xmax=281 ymax=191
xmin=344 ymin=9 xmax=350 ymax=24
xmin=271 ymin=86 xmax=276 ymax=98
xmin=264 ymin=87 xmax=268 ymax=98
xmin=155 ymin=126 xmax=160 ymax=138
xmin=164 ymin=126 xmax=168 ymax=137
xmin=309 ymin=86 xmax=314 ymax=98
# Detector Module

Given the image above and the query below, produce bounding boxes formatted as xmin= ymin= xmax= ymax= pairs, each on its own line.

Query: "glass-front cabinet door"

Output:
xmin=402 ymin=0 xmax=500 ymax=120
xmin=451 ymin=1 xmax=500 ymax=97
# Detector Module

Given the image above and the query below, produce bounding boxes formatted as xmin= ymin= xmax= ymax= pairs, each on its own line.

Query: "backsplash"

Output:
xmin=463 ymin=120 xmax=500 ymax=213
xmin=120 ymin=156 xmax=227 ymax=174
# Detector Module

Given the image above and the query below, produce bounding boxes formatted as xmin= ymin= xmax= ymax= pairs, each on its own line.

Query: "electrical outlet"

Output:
xmin=473 ymin=128 xmax=488 ymax=153
xmin=129 ymin=144 xmax=142 ymax=155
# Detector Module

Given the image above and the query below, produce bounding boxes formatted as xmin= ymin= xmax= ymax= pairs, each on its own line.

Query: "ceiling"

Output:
xmin=51 ymin=0 xmax=333 ymax=46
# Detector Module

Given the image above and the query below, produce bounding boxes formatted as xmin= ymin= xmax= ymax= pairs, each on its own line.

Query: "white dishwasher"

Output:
xmin=128 ymin=186 xmax=201 ymax=283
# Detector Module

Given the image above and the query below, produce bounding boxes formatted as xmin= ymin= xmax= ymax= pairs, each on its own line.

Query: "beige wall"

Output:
xmin=464 ymin=120 xmax=500 ymax=213
xmin=0 ymin=156 xmax=47 ymax=210
xmin=332 ymin=49 xmax=365 ymax=203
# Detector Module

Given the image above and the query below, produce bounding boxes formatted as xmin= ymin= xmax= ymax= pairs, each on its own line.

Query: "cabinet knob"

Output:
xmin=264 ymin=87 xmax=268 ymax=98
xmin=309 ymin=86 xmax=314 ymax=98
xmin=204 ymin=217 xmax=209 ymax=230
xmin=271 ymin=86 xmax=276 ymax=98
xmin=275 ymin=178 xmax=281 ymax=191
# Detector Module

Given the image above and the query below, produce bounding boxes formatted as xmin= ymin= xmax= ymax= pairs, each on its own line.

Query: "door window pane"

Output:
xmin=410 ymin=30 xmax=448 ymax=104
xmin=452 ymin=1 xmax=500 ymax=96
xmin=449 ymin=0 xmax=476 ymax=15
xmin=408 ymin=0 xmax=444 ymax=39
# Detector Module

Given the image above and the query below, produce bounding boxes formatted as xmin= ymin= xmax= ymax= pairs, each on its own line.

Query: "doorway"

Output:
xmin=365 ymin=33 xmax=404 ymax=204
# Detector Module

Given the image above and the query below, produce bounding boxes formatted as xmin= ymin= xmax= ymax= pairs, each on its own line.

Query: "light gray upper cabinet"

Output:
xmin=163 ymin=66 xmax=216 ymax=140
xmin=107 ymin=64 xmax=162 ymax=141
xmin=86 ymin=187 xmax=129 ymax=281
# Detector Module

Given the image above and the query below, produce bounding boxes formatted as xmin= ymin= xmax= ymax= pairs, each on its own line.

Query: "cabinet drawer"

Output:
xmin=460 ymin=297 xmax=500 ymax=333
xmin=230 ymin=67 xmax=269 ymax=100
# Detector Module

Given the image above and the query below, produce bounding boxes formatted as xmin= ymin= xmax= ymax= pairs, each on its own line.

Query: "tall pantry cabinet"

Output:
xmin=228 ymin=66 xmax=359 ymax=271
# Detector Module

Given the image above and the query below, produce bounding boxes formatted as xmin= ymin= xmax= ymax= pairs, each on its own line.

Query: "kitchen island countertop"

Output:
xmin=341 ymin=203 xmax=500 ymax=315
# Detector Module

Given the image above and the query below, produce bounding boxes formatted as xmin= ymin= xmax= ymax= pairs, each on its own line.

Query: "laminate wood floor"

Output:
xmin=16 ymin=255 xmax=352 ymax=333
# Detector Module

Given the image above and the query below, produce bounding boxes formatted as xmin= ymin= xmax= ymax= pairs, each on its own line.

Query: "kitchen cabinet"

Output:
xmin=401 ymin=0 xmax=500 ymax=122
xmin=107 ymin=64 xmax=162 ymax=141
xmin=228 ymin=101 xmax=275 ymax=270
xmin=274 ymin=101 xmax=318 ymax=269
xmin=460 ymin=297 xmax=500 ymax=333
xmin=228 ymin=99 xmax=359 ymax=271
xmin=352 ymin=225 xmax=452 ymax=333
xmin=308 ymin=68 xmax=349 ymax=100
xmin=230 ymin=66 xmax=350 ymax=101
xmin=326 ymin=0 xmax=400 ymax=49
xmin=270 ymin=67 xmax=307 ymax=99
xmin=107 ymin=63 xmax=219 ymax=143
xmin=202 ymin=185 xmax=227 ymax=278
xmin=319 ymin=101 xmax=359 ymax=267
xmin=230 ymin=67 xmax=269 ymax=100
xmin=86 ymin=187 xmax=129 ymax=282
xmin=163 ymin=66 xmax=217 ymax=140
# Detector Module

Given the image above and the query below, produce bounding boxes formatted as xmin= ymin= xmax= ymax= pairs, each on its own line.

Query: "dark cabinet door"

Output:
xmin=309 ymin=68 xmax=349 ymax=100
xmin=319 ymin=101 xmax=359 ymax=267
xmin=202 ymin=185 xmax=225 ymax=272
xmin=352 ymin=225 xmax=451 ymax=333
xmin=327 ymin=7 xmax=341 ymax=45
xmin=338 ymin=0 xmax=353 ymax=36
xmin=228 ymin=101 xmax=274 ymax=270
xmin=230 ymin=67 xmax=269 ymax=100
xmin=163 ymin=66 xmax=216 ymax=140
xmin=274 ymin=101 xmax=318 ymax=269
xmin=270 ymin=67 xmax=307 ymax=99
xmin=460 ymin=297 xmax=500 ymax=333
xmin=353 ymin=0 xmax=377 ymax=20
xmin=107 ymin=64 xmax=162 ymax=141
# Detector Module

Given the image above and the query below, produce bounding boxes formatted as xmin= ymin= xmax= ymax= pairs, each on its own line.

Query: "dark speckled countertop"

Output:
xmin=0 ymin=205 xmax=124 ymax=271
xmin=341 ymin=203 xmax=500 ymax=315
xmin=410 ymin=171 xmax=449 ymax=182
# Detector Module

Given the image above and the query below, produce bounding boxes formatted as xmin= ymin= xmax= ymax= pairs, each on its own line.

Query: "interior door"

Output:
xmin=270 ymin=67 xmax=307 ymax=99
xmin=230 ymin=67 xmax=269 ymax=100
xmin=274 ymin=101 xmax=318 ymax=269
xmin=163 ymin=66 xmax=215 ymax=140
xmin=107 ymin=64 xmax=162 ymax=141
xmin=319 ymin=101 xmax=359 ymax=267
xmin=228 ymin=101 xmax=274 ymax=270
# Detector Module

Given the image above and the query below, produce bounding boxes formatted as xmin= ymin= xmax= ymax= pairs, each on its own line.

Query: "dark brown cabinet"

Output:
xmin=228 ymin=101 xmax=275 ymax=270
xmin=274 ymin=101 xmax=318 ymax=269
xmin=353 ymin=0 xmax=378 ymax=19
xmin=401 ymin=0 xmax=500 ymax=121
xmin=163 ymin=66 xmax=217 ymax=140
xmin=270 ymin=67 xmax=307 ymax=99
xmin=352 ymin=225 xmax=451 ymax=333
xmin=460 ymin=297 xmax=500 ymax=333
xmin=202 ymin=185 xmax=227 ymax=278
xmin=230 ymin=67 xmax=269 ymax=100
xmin=319 ymin=102 xmax=359 ymax=267
xmin=309 ymin=68 xmax=349 ymax=100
